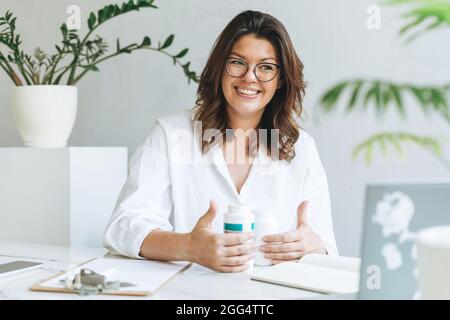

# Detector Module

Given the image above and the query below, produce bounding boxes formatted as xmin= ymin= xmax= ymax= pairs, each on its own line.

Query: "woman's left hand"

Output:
xmin=259 ymin=201 xmax=327 ymax=264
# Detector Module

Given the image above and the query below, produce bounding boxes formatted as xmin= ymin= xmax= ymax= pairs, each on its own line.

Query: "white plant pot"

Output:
xmin=12 ymin=85 xmax=77 ymax=148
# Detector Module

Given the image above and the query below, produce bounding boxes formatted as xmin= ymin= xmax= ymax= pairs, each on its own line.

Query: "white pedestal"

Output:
xmin=0 ymin=147 xmax=127 ymax=247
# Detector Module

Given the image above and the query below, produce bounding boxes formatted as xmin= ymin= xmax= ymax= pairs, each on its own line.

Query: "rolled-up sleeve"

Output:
xmin=301 ymin=138 xmax=339 ymax=256
xmin=102 ymin=121 xmax=173 ymax=259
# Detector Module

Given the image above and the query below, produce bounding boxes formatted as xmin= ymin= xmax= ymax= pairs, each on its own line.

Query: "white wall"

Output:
xmin=1 ymin=0 xmax=449 ymax=256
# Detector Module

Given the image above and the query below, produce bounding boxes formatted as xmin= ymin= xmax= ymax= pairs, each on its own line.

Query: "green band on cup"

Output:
xmin=224 ymin=223 xmax=243 ymax=232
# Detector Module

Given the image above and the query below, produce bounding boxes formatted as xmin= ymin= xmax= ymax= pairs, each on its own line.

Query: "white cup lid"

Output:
xmin=417 ymin=225 xmax=450 ymax=249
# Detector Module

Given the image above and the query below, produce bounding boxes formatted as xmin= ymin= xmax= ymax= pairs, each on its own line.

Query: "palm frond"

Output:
xmin=384 ymin=0 xmax=450 ymax=43
xmin=318 ymin=79 xmax=450 ymax=123
xmin=352 ymin=132 xmax=446 ymax=166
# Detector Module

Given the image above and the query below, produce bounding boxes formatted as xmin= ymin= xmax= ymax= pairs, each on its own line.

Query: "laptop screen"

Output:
xmin=358 ymin=182 xmax=450 ymax=299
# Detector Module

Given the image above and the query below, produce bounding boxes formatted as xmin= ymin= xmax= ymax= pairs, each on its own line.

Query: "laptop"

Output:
xmin=358 ymin=182 xmax=450 ymax=299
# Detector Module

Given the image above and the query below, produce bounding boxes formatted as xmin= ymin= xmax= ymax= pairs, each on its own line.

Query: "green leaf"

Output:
xmin=389 ymin=84 xmax=405 ymax=117
xmin=141 ymin=36 xmax=151 ymax=47
xmin=409 ymin=85 xmax=433 ymax=116
xmin=346 ymin=80 xmax=363 ymax=112
xmin=408 ymin=85 xmax=427 ymax=105
xmin=126 ymin=0 xmax=135 ymax=11
xmin=173 ymin=48 xmax=189 ymax=59
xmin=138 ymin=0 xmax=156 ymax=7
xmin=373 ymin=82 xmax=382 ymax=115
xmin=113 ymin=4 xmax=121 ymax=15
xmin=378 ymin=136 xmax=388 ymax=156
xmin=160 ymin=34 xmax=174 ymax=50
xmin=320 ymin=81 xmax=348 ymax=112
xmin=98 ymin=9 xmax=107 ymax=23
xmin=430 ymin=88 xmax=444 ymax=112
xmin=399 ymin=15 xmax=426 ymax=35
xmin=381 ymin=83 xmax=392 ymax=111
xmin=363 ymin=82 xmax=379 ymax=109
xmin=430 ymin=88 xmax=450 ymax=122
xmin=352 ymin=141 xmax=366 ymax=161
xmin=88 ymin=12 xmax=96 ymax=30
xmin=106 ymin=4 xmax=115 ymax=18
xmin=81 ymin=64 xmax=99 ymax=71
xmin=387 ymin=134 xmax=403 ymax=155
xmin=121 ymin=2 xmax=130 ymax=12
xmin=364 ymin=141 xmax=374 ymax=164
xmin=182 ymin=61 xmax=191 ymax=70
xmin=9 ymin=17 xmax=16 ymax=29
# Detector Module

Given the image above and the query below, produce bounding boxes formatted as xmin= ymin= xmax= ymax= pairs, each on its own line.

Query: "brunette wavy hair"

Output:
xmin=194 ymin=10 xmax=307 ymax=161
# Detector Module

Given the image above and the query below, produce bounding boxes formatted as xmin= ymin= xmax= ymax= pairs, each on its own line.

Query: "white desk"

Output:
xmin=0 ymin=242 xmax=336 ymax=300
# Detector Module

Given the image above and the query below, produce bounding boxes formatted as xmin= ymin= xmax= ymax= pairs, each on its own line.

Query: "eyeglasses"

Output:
xmin=225 ymin=57 xmax=280 ymax=82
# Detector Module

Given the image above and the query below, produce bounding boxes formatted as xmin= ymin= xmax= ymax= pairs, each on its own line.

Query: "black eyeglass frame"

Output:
xmin=225 ymin=57 xmax=281 ymax=82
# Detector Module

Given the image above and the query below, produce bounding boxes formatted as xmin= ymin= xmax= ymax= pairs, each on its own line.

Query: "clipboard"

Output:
xmin=31 ymin=257 xmax=191 ymax=297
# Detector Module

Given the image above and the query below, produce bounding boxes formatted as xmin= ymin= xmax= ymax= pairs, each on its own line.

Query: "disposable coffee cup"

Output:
xmin=416 ymin=225 xmax=450 ymax=299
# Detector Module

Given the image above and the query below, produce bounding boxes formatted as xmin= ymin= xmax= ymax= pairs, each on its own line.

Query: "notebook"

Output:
xmin=251 ymin=254 xmax=361 ymax=294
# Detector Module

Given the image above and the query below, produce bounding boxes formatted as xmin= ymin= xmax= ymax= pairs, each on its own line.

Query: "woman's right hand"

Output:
xmin=187 ymin=200 xmax=256 ymax=272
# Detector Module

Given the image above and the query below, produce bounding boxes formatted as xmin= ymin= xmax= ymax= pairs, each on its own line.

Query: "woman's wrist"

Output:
xmin=183 ymin=231 xmax=195 ymax=262
xmin=140 ymin=229 xmax=194 ymax=261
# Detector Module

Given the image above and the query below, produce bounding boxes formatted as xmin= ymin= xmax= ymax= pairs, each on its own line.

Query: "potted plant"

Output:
xmin=316 ymin=0 xmax=450 ymax=169
xmin=0 ymin=0 xmax=197 ymax=147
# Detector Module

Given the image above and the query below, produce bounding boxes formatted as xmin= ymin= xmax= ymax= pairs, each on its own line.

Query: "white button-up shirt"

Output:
xmin=103 ymin=109 xmax=338 ymax=258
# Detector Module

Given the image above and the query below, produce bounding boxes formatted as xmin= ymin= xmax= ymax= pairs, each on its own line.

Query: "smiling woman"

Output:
xmin=103 ymin=10 xmax=338 ymax=273
xmin=195 ymin=10 xmax=306 ymax=161
xmin=222 ymin=35 xmax=281 ymax=125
